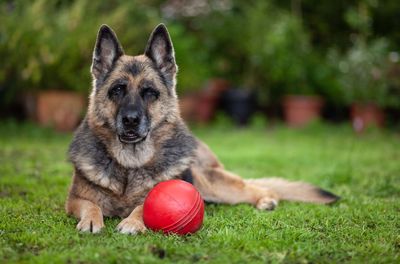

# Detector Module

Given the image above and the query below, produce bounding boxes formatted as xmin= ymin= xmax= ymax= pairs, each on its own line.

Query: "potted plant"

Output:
xmin=337 ymin=38 xmax=390 ymax=132
xmin=186 ymin=3 xmax=263 ymax=125
xmin=235 ymin=2 xmax=324 ymax=127
xmin=335 ymin=1 xmax=393 ymax=132
xmin=1 ymin=1 xmax=89 ymax=131
xmin=220 ymin=87 xmax=256 ymax=126
xmin=1 ymin=1 xmax=161 ymax=131
xmin=280 ymin=55 xmax=325 ymax=128
xmin=166 ymin=23 xmax=221 ymax=123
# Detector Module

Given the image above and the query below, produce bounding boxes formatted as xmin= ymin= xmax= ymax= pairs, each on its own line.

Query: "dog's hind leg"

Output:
xmin=65 ymin=196 xmax=104 ymax=233
xmin=245 ymin=178 xmax=339 ymax=204
xmin=192 ymin=167 xmax=279 ymax=210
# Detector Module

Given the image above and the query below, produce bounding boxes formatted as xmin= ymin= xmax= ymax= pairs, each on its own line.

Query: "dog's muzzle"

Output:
xmin=118 ymin=130 xmax=149 ymax=144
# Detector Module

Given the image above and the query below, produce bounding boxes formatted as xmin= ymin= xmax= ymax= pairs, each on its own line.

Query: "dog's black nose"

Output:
xmin=122 ymin=110 xmax=140 ymax=128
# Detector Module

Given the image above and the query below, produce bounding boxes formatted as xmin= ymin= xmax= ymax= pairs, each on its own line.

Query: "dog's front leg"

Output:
xmin=66 ymin=197 xmax=104 ymax=233
xmin=116 ymin=205 xmax=147 ymax=235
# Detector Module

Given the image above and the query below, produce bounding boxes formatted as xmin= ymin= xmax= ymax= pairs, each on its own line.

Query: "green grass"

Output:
xmin=0 ymin=120 xmax=399 ymax=263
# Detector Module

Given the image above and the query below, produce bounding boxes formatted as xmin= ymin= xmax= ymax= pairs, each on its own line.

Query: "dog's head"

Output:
xmin=87 ymin=24 xmax=179 ymax=145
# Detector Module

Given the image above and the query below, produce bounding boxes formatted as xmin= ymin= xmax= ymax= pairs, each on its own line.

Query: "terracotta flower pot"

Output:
xmin=179 ymin=93 xmax=198 ymax=122
xmin=36 ymin=90 xmax=86 ymax=132
xmin=351 ymin=103 xmax=384 ymax=133
xmin=206 ymin=78 xmax=230 ymax=98
xmin=195 ymin=79 xmax=230 ymax=123
xmin=179 ymin=79 xmax=230 ymax=124
xmin=283 ymin=95 xmax=324 ymax=127
xmin=178 ymin=92 xmax=217 ymax=123
xmin=195 ymin=93 xmax=218 ymax=123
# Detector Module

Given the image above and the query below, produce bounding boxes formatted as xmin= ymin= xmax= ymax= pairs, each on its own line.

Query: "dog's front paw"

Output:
xmin=117 ymin=217 xmax=147 ymax=235
xmin=256 ymin=197 xmax=278 ymax=211
xmin=77 ymin=215 xmax=104 ymax=233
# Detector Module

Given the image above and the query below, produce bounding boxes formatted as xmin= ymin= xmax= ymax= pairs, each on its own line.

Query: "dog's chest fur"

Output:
xmin=68 ymin=119 xmax=196 ymax=217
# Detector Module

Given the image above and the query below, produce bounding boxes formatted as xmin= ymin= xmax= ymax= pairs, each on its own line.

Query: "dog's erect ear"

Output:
xmin=145 ymin=24 xmax=177 ymax=89
xmin=91 ymin=25 xmax=124 ymax=82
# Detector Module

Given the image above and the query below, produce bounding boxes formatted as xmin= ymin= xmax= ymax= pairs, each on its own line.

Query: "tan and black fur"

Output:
xmin=66 ymin=24 xmax=339 ymax=234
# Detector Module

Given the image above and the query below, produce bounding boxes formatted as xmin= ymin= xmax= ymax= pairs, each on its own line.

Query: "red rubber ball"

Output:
xmin=143 ymin=179 xmax=204 ymax=235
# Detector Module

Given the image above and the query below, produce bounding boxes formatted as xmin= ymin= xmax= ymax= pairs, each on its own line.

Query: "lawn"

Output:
xmin=0 ymin=120 xmax=399 ymax=263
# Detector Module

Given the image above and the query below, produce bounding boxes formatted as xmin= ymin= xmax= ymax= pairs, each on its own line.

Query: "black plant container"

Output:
xmin=221 ymin=88 xmax=257 ymax=126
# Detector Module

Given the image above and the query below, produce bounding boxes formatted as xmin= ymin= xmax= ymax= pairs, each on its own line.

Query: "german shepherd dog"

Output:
xmin=66 ymin=24 xmax=339 ymax=234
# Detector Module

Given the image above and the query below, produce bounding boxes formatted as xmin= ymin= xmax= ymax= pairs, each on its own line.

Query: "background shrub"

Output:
xmin=0 ymin=0 xmax=399 ymax=114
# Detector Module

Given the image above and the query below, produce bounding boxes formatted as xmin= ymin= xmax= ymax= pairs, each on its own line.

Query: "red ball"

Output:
xmin=143 ymin=179 xmax=204 ymax=235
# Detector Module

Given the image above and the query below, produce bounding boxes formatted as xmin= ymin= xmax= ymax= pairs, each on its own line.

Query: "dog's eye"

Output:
xmin=140 ymin=87 xmax=160 ymax=102
xmin=108 ymin=84 xmax=126 ymax=99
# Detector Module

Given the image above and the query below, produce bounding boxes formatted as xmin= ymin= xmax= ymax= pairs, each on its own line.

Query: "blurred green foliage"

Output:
xmin=0 ymin=0 xmax=399 ymax=109
xmin=328 ymin=0 xmax=398 ymax=107
xmin=0 ymin=0 xmax=211 ymax=103
xmin=334 ymin=38 xmax=391 ymax=107
xmin=183 ymin=1 xmax=326 ymax=103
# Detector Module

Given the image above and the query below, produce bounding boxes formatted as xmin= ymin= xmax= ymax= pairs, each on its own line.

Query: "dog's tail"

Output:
xmin=245 ymin=178 xmax=340 ymax=204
